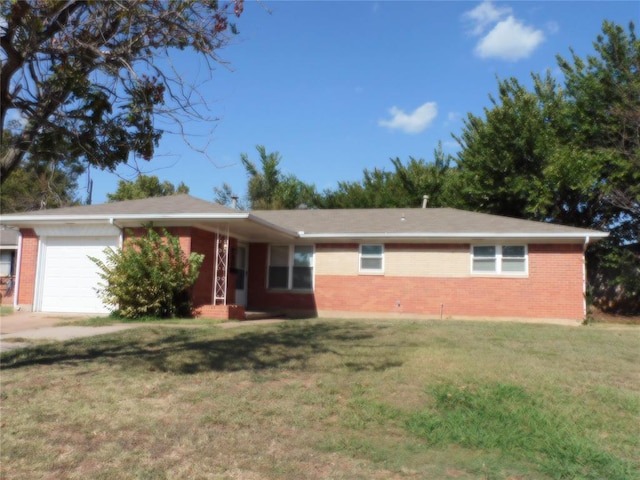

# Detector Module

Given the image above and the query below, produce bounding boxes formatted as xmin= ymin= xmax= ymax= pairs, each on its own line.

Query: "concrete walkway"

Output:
xmin=0 ymin=312 xmax=137 ymax=352
xmin=0 ymin=311 xmax=286 ymax=352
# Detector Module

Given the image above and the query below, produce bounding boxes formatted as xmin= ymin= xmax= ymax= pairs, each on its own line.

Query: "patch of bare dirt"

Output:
xmin=588 ymin=307 xmax=640 ymax=325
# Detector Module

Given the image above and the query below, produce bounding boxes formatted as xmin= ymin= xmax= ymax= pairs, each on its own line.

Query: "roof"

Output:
xmin=1 ymin=194 xmax=236 ymax=217
xmin=251 ymin=208 xmax=608 ymax=240
xmin=0 ymin=194 xmax=607 ymax=242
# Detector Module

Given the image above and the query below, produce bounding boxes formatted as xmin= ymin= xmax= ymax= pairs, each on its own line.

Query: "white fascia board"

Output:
xmin=298 ymin=232 xmax=609 ymax=241
xmin=0 ymin=213 xmax=250 ymax=225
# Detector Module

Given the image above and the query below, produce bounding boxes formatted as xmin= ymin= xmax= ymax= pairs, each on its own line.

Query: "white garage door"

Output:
xmin=39 ymin=236 xmax=119 ymax=313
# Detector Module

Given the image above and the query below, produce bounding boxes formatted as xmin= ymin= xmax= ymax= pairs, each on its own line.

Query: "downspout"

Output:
xmin=583 ymin=235 xmax=590 ymax=319
xmin=13 ymin=230 xmax=22 ymax=310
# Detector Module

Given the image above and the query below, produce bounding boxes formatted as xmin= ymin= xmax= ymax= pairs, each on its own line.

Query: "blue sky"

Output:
xmin=88 ymin=1 xmax=639 ymax=205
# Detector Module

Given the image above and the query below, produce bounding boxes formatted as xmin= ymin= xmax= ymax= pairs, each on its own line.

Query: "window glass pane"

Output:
xmin=268 ymin=266 xmax=288 ymax=288
xmin=292 ymin=266 xmax=313 ymax=289
xmin=473 ymin=258 xmax=496 ymax=272
xmin=473 ymin=246 xmax=496 ymax=258
xmin=503 ymin=246 xmax=525 ymax=257
xmin=270 ymin=246 xmax=289 ymax=266
xmin=361 ymin=245 xmax=383 ymax=256
xmin=294 ymin=246 xmax=313 ymax=267
xmin=0 ymin=252 xmax=12 ymax=276
xmin=502 ymin=258 xmax=526 ymax=272
xmin=235 ymin=270 xmax=245 ymax=289
xmin=361 ymin=257 xmax=383 ymax=270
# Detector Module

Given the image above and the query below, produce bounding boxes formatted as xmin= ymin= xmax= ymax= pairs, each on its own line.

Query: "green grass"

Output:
xmin=0 ymin=305 xmax=14 ymax=316
xmin=1 ymin=319 xmax=638 ymax=479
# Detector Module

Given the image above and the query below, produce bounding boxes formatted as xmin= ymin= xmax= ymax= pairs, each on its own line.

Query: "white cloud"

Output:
xmin=378 ymin=102 xmax=438 ymax=134
xmin=462 ymin=1 xmax=546 ymax=61
xmin=475 ymin=15 xmax=545 ymax=61
xmin=463 ymin=1 xmax=512 ymax=36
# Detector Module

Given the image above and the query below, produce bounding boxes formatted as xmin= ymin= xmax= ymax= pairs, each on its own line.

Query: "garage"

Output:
xmin=38 ymin=235 xmax=119 ymax=313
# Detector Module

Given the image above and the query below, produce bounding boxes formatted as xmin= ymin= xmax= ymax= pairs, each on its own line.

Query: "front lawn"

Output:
xmin=1 ymin=319 xmax=638 ymax=479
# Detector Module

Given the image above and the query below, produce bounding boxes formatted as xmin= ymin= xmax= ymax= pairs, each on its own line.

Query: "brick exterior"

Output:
xmin=247 ymin=243 xmax=317 ymax=313
xmin=247 ymin=242 xmax=586 ymax=321
xmin=14 ymin=224 xmax=586 ymax=321
xmin=15 ymin=229 xmax=38 ymax=309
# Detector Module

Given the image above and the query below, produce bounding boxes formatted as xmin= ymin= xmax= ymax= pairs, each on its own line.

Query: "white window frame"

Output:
xmin=267 ymin=245 xmax=315 ymax=290
xmin=359 ymin=244 xmax=384 ymax=274
xmin=471 ymin=245 xmax=528 ymax=275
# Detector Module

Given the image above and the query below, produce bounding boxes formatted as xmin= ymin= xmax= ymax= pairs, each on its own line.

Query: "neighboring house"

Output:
xmin=0 ymin=194 xmax=608 ymax=322
xmin=0 ymin=227 xmax=18 ymax=305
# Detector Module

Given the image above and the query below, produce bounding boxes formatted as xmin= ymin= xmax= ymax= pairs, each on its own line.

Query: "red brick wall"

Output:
xmin=248 ymin=242 xmax=585 ymax=320
xmin=125 ymin=227 xmax=234 ymax=307
xmin=247 ymin=243 xmax=317 ymax=312
xmin=190 ymin=228 xmax=215 ymax=306
xmin=17 ymin=229 xmax=38 ymax=307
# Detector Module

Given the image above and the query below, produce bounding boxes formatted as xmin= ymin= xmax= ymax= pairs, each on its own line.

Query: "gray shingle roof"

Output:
xmin=0 ymin=194 xmax=606 ymax=239
xmin=0 ymin=194 xmax=235 ymax=217
xmin=251 ymin=208 xmax=606 ymax=237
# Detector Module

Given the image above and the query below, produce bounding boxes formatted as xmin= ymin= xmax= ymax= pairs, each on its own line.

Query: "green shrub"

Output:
xmin=91 ymin=228 xmax=204 ymax=319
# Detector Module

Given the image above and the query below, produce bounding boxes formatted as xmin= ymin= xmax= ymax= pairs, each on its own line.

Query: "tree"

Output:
xmin=0 ymin=131 xmax=81 ymax=212
xmin=107 ymin=174 xmax=189 ymax=202
xmin=556 ymin=20 xmax=639 ymax=238
xmin=1 ymin=0 xmax=244 ymax=184
xmin=321 ymin=143 xmax=461 ymax=209
xmin=213 ymin=182 xmax=246 ymax=210
xmin=241 ymin=145 xmax=319 ymax=210
xmin=454 ymin=21 xmax=639 ymax=313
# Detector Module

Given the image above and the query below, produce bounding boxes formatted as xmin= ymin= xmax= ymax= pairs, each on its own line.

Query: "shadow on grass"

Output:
xmin=0 ymin=321 xmax=402 ymax=374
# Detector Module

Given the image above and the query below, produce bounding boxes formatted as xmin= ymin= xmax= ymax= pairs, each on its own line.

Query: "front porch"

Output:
xmin=193 ymin=304 xmax=286 ymax=321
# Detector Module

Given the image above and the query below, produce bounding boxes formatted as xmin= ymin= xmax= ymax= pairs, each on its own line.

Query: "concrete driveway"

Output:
xmin=0 ymin=311 xmax=136 ymax=352
xmin=0 ymin=312 xmax=285 ymax=352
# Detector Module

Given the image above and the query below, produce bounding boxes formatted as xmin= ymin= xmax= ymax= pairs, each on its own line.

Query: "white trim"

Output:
xmin=35 ymin=224 xmax=121 ymax=237
xmin=34 ymin=238 xmax=46 ymax=311
xmin=2 ymin=213 xmax=249 ymax=222
xmin=359 ymin=244 xmax=385 ymax=274
xmin=300 ymin=232 xmax=608 ymax=240
xmin=470 ymin=244 xmax=528 ymax=276
xmin=13 ymin=230 xmax=22 ymax=309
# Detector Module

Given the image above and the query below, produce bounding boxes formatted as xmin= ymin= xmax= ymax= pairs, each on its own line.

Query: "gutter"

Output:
xmin=0 ymin=212 xmax=251 ymax=224
xmin=582 ymin=235 xmax=590 ymax=319
xmin=298 ymin=232 xmax=610 ymax=241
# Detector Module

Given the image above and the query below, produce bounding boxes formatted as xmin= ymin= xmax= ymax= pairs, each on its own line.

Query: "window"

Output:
xmin=472 ymin=245 xmax=527 ymax=274
xmin=0 ymin=251 xmax=13 ymax=277
xmin=360 ymin=244 xmax=384 ymax=273
xmin=268 ymin=245 xmax=314 ymax=290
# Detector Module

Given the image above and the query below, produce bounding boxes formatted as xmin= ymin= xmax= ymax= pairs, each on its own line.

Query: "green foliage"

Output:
xmin=321 ymin=143 xmax=461 ymax=209
xmin=0 ymin=132 xmax=81 ymax=212
xmin=213 ymin=182 xmax=246 ymax=210
xmin=1 ymin=0 xmax=243 ymax=183
xmin=454 ymin=21 xmax=639 ymax=313
xmin=90 ymin=228 xmax=204 ymax=319
xmin=106 ymin=175 xmax=189 ymax=202
xmin=406 ymin=382 xmax=634 ymax=479
xmin=241 ymin=145 xmax=319 ymax=210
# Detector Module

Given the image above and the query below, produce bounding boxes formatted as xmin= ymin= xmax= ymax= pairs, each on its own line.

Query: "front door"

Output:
xmin=234 ymin=244 xmax=248 ymax=306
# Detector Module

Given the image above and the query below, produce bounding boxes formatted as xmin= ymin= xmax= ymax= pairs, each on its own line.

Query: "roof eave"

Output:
xmin=298 ymin=232 xmax=609 ymax=242
xmin=0 ymin=213 xmax=250 ymax=225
